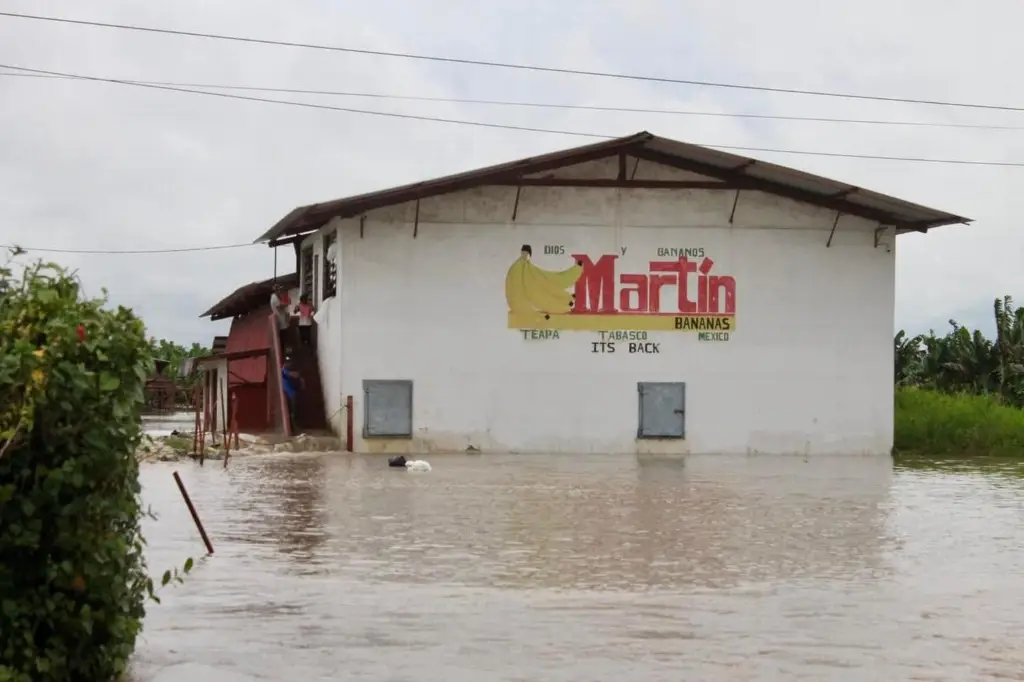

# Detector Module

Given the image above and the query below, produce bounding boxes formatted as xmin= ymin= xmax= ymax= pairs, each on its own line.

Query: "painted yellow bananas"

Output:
xmin=504 ymin=245 xmax=583 ymax=318
xmin=522 ymin=264 xmax=574 ymax=314
xmin=530 ymin=261 xmax=583 ymax=291
xmin=504 ymin=255 xmax=534 ymax=316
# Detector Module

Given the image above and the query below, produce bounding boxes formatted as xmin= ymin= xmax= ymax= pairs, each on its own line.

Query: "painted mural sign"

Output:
xmin=504 ymin=244 xmax=737 ymax=334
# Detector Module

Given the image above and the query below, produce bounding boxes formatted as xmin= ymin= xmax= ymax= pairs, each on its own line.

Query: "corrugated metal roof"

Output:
xmin=253 ymin=131 xmax=970 ymax=243
xmin=200 ymin=272 xmax=299 ymax=321
xmin=225 ymin=311 xmax=270 ymax=385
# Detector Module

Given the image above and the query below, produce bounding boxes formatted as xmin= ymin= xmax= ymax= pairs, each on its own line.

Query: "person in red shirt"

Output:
xmin=296 ymin=294 xmax=316 ymax=348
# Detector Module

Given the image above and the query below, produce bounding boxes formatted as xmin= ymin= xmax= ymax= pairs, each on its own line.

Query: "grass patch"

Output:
xmin=894 ymin=387 xmax=1024 ymax=458
xmin=162 ymin=435 xmax=193 ymax=452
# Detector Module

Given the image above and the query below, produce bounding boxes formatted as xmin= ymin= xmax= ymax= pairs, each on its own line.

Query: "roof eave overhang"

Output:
xmin=254 ymin=132 xmax=656 ymax=243
xmin=897 ymin=217 xmax=973 ymax=234
xmin=200 ymin=273 xmax=299 ymax=320
xmin=252 ymin=132 xmax=971 ymax=243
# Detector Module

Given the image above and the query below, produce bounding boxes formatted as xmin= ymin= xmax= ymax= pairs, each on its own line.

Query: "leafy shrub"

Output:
xmin=894 ymin=386 xmax=1024 ymax=458
xmin=0 ymin=255 xmax=161 ymax=681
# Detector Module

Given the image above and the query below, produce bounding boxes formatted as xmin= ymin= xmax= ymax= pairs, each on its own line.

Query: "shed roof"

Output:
xmin=254 ymin=131 xmax=971 ymax=243
xmin=193 ymin=347 xmax=269 ymax=366
xmin=200 ymin=272 xmax=299 ymax=321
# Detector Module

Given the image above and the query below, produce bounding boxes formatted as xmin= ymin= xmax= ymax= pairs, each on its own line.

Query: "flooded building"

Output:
xmin=253 ymin=132 xmax=969 ymax=455
xmin=198 ymin=273 xmax=300 ymax=433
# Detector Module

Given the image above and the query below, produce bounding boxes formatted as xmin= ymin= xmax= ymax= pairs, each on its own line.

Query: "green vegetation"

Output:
xmin=894 ymin=387 xmax=1024 ymax=457
xmin=0 ymin=253 xmax=190 ymax=682
xmin=894 ymin=296 xmax=1024 ymax=458
xmin=895 ymin=296 xmax=1024 ymax=403
xmin=160 ymin=434 xmax=194 ymax=453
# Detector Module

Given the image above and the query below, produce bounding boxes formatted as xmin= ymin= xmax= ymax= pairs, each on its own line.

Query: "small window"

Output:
xmin=363 ymin=380 xmax=413 ymax=437
xmin=322 ymin=232 xmax=337 ymax=300
xmin=637 ymin=382 xmax=686 ymax=439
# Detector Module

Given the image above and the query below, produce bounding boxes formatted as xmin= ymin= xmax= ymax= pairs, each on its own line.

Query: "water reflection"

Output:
xmin=132 ymin=453 xmax=1024 ymax=682
xmin=225 ymin=455 xmax=329 ymax=567
xmin=495 ymin=455 xmax=893 ymax=590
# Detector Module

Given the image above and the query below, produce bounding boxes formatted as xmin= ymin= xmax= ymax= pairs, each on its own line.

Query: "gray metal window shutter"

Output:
xmin=637 ymin=382 xmax=686 ymax=438
xmin=363 ymin=380 xmax=413 ymax=437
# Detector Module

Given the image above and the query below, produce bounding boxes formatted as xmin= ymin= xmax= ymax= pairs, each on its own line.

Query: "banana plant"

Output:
xmin=993 ymin=296 xmax=1024 ymax=403
xmin=894 ymin=330 xmax=924 ymax=386
xmin=895 ymin=295 xmax=1024 ymax=407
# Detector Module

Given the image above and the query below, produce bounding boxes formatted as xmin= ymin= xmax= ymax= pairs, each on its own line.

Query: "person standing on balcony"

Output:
xmin=296 ymin=294 xmax=315 ymax=349
xmin=269 ymin=284 xmax=291 ymax=350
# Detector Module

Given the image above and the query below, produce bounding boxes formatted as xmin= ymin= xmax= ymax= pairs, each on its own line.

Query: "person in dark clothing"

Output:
xmin=281 ymin=359 xmax=304 ymax=431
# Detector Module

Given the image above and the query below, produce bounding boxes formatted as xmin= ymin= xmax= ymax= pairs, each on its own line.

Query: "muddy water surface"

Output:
xmin=142 ymin=413 xmax=196 ymax=438
xmin=130 ymin=454 xmax=1024 ymax=681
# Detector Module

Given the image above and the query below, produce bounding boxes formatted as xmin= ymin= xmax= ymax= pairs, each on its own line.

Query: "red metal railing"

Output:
xmin=192 ymin=384 xmax=206 ymax=464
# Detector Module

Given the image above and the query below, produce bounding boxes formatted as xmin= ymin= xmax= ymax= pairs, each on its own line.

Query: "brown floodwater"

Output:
xmin=129 ymin=452 xmax=1024 ymax=682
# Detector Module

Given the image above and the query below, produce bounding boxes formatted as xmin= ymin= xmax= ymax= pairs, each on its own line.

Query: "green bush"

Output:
xmin=0 ymin=256 xmax=161 ymax=681
xmin=894 ymin=386 xmax=1024 ymax=458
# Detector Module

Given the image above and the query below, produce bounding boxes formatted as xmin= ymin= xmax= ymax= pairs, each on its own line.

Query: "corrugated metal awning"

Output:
xmin=253 ymin=131 xmax=970 ymax=243
xmin=200 ymin=272 xmax=299 ymax=321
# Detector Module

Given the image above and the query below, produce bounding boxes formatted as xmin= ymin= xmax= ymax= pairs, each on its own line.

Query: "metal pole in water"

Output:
xmin=345 ymin=394 xmax=354 ymax=452
xmin=192 ymin=384 xmax=201 ymax=455
xmin=221 ymin=390 xmax=230 ymax=462
xmin=172 ymin=471 xmax=215 ymax=555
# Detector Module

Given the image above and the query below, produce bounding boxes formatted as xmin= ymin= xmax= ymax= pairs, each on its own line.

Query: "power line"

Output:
xmin=2 ymin=242 xmax=257 ymax=254
xmin=0 ymin=64 xmax=606 ymax=139
xmin=3 ymin=69 xmax=1023 ymax=133
xmin=5 ymin=63 xmax=1024 ymax=168
xmin=0 ymin=10 xmax=1020 ymax=113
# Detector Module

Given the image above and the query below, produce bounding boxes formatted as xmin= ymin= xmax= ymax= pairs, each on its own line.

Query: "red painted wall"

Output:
xmin=221 ymin=310 xmax=275 ymax=433
xmin=233 ymin=383 xmax=271 ymax=433
xmin=227 ymin=311 xmax=270 ymax=386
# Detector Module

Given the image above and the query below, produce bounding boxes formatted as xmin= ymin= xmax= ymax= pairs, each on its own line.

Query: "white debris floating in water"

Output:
xmin=405 ymin=459 xmax=431 ymax=472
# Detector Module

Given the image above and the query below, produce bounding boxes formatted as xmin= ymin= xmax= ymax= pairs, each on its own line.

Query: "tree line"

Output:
xmin=895 ymin=296 xmax=1024 ymax=407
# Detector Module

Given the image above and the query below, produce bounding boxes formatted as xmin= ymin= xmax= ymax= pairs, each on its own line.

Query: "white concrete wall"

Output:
xmin=312 ymin=160 xmax=897 ymax=455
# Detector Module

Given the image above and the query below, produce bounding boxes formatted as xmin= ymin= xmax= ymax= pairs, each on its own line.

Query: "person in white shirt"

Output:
xmin=269 ymin=285 xmax=291 ymax=349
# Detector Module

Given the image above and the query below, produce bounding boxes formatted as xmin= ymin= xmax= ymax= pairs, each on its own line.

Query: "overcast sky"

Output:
xmin=0 ymin=0 xmax=1019 ymax=345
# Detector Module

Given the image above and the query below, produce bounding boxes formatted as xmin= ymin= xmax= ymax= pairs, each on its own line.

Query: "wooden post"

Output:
xmin=198 ymin=398 xmax=207 ymax=467
xmin=221 ymin=388 xmax=230 ymax=461
xmin=192 ymin=384 xmax=201 ymax=455
xmin=223 ymin=390 xmax=236 ymax=468
xmin=231 ymin=391 xmax=240 ymax=450
xmin=172 ymin=471 xmax=214 ymax=555
xmin=206 ymin=394 xmax=216 ymax=446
